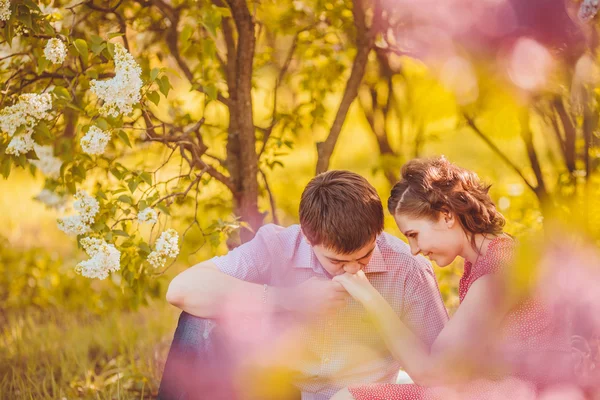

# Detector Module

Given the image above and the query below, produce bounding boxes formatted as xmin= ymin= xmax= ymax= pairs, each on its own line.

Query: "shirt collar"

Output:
xmin=362 ymin=243 xmax=389 ymax=273
xmin=294 ymin=238 xmax=388 ymax=275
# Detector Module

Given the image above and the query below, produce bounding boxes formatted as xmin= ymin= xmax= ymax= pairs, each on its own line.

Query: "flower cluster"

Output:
xmin=90 ymin=43 xmax=142 ymax=117
xmin=147 ymin=229 xmax=179 ymax=268
xmin=0 ymin=93 xmax=53 ymax=155
xmin=137 ymin=207 xmax=158 ymax=224
xmin=30 ymin=144 xmax=62 ymax=179
xmin=44 ymin=38 xmax=67 ymax=65
xmin=57 ymin=190 xmax=99 ymax=236
xmin=76 ymin=237 xmax=121 ymax=280
xmin=0 ymin=0 xmax=10 ymax=21
xmin=80 ymin=126 xmax=111 ymax=155
xmin=34 ymin=189 xmax=66 ymax=209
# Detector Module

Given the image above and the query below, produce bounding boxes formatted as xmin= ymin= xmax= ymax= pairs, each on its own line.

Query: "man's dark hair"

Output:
xmin=299 ymin=170 xmax=384 ymax=254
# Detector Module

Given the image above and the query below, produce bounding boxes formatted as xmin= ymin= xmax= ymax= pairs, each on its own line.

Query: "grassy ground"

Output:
xmin=0 ymin=302 xmax=179 ymax=399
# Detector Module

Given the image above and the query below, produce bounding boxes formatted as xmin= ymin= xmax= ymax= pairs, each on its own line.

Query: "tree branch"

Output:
xmin=464 ymin=114 xmax=538 ymax=195
xmin=315 ymin=0 xmax=375 ymax=174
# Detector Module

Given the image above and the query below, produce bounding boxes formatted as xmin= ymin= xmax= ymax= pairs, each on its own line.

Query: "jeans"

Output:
xmin=158 ymin=312 xmax=301 ymax=400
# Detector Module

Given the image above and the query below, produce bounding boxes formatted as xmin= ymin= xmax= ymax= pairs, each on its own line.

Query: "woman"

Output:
xmin=331 ymin=156 xmax=571 ymax=400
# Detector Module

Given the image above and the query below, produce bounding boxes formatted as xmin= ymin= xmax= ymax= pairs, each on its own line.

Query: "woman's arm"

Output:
xmin=334 ymin=271 xmax=509 ymax=386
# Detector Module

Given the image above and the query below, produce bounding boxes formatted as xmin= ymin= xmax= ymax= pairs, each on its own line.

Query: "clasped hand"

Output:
xmin=332 ymin=270 xmax=378 ymax=306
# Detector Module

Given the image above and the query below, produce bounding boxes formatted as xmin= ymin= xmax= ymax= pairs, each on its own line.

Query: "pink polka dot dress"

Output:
xmin=348 ymin=236 xmax=572 ymax=400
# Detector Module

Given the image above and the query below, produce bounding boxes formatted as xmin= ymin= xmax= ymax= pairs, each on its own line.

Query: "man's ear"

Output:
xmin=300 ymin=228 xmax=312 ymax=246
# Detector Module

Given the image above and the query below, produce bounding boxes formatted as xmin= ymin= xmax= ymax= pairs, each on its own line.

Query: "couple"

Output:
xmin=159 ymin=157 xmax=586 ymax=400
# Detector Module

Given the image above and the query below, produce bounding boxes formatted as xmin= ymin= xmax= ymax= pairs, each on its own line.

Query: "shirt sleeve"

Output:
xmin=400 ymin=259 xmax=449 ymax=348
xmin=209 ymin=224 xmax=276 ymax=284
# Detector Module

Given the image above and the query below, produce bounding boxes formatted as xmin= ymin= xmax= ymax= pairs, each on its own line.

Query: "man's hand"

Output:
xmin=277 ymin=276 xmax=350 ymax=316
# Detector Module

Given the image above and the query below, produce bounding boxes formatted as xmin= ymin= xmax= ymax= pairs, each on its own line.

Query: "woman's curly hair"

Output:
xmin=388 ymin=156 xmax=505 ymax=248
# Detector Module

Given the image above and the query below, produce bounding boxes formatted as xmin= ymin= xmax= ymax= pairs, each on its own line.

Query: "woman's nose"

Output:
xmin=410 ymin=243 xmax=421 ymax=256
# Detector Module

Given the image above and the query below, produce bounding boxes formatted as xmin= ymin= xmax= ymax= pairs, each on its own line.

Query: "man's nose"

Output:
xmin=343 ymin=262 xmax=361 ymax=274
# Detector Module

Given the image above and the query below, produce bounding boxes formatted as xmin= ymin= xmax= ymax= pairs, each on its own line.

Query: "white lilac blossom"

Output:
xmin=137 ymin=207 xmax=158 ymax=224
xmin=0 ymin=93 xmax=53 ymax=155
xmin=43 ymin=38 xmax=67 ymax=64
xmin=72 ymin=189 xmax=99 ymax=224
xmin=57 ymin=215 xmax=91 ymax=236
xmin=34 ymin=189 xmax=66 ymax=209
xmin=5 ymin=132 xmax=35 ymax=155
xmin=76 ymin=237 xmax=121 ymax=280
xmin=0 ymin=0 xmax=10 ymax=21
xmin=30 ymin=144 xmax=62 ymax=179
xmin=80 ymin=126 xmax=110 ymax=155
xmin=57 ymin=190 xmax=99 ymax=235
xmin=90 ymin=43 xmax=142 ymax=117
xmin=147 ymin=229 xmax=179 ymax=268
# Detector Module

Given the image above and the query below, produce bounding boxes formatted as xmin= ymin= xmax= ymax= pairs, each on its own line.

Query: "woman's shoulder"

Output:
xmin=473 ymin=235 xmax=515 ymax=276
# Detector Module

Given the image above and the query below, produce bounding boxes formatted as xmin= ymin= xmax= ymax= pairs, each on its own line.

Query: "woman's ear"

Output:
xmin=441 ymin=209 xmax=455 ymax=228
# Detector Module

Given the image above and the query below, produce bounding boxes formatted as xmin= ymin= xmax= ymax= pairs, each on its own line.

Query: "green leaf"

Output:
xmin=4 ymin=20 xmax=14 ymax=47
xmin=95 ymin=118 xmax=109 ymax=130
xmin=127 ymin=178 xmax=139 ymax=193
xmin=113 ymin=229 xmax=129 ymax=237
xmin=117 ymin=130 xmax=132 ymax=148
xmin=108 ymin=32 xmax=125 ymax=39
xmin=25 ymin=150 xmax=39 ymax=160
xmin=16 ymin=12 xmax=33 ymax=30
xmin=156 ymin=203 xmax=170 ymax=215
xmin=97 ymin=189 xmax=107 ymax=200
xmin=158 ymin=76 xmax=172 ymax=97
xmin=118 ymin=194 xmax=133 ymax=204
xmin=150 ymin=68 xmax=160 ymax=82
xmin=1 ymin=157 xmax=11 ymax=179
xmin=66 ymin=178 xmax=76 ymax=194
xmin=138 ymin=242 xmax=152 ymax=254
xmin=73 ymin=39 xmax=89 ymax=63
xmin=140 ymin=172 xmax=152 ymax=186
xmin=90 ymin=42 xmax=106 ymax=56
xmin=32 ymin=121 xmax=51 ymax=141
xmin=23 ymin=0 xmax=41 ymax=11
xmin=147 ymin=90 xmax=160 ymax=106
xmin=106 ymin=42 xmax=115 ymax=58
xmin=202 ymin=8 xmax=222 ymax=36
xmin=53 ymin=86 xmax=71 ymax=100
xmin=37 ymin=54 xmax=49 ymax=73
xmin=180 ymin=25 xmax=193 ymax=44
xmin=203 ymin=84 xmax=217 ymax=101
xmin=111 ymin=168 xmax=123 ymax=180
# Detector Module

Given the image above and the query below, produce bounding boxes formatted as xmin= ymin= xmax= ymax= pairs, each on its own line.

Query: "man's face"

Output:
xmin=311 ymin=239 xmax=377 ymax=276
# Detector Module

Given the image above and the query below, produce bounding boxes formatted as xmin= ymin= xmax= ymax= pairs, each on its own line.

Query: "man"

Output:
xmin=159 ymin=170 xmax=448 ymax=400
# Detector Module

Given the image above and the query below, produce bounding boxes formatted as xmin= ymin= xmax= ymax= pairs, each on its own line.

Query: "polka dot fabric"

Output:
xmin=349 ymin=236 xmax=571 ymax=400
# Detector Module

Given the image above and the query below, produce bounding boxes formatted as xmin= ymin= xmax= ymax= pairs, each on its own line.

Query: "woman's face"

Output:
xmin=394 ymin=212 xmax=464 ymax=267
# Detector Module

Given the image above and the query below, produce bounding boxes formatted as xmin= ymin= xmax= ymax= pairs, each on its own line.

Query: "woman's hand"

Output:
xmin=332 ymin=270 xmax=380 ymax=306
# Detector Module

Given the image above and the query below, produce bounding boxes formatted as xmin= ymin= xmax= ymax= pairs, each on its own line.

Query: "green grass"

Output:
xmin=0 ymin=301 xmax=180 ymax=399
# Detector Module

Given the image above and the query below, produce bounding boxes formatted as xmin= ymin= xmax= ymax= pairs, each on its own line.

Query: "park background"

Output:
xmin=1 ymin=0 xmax=600 ymax=398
